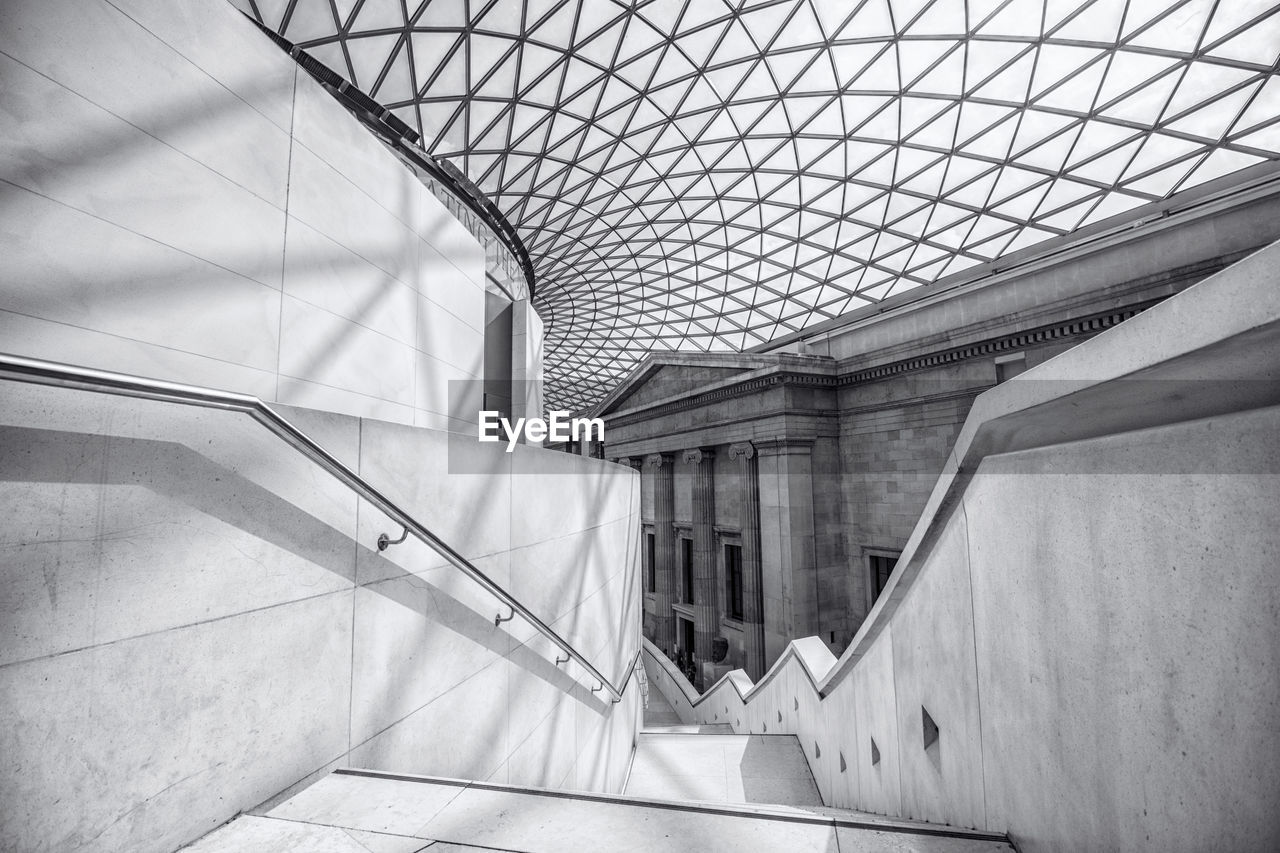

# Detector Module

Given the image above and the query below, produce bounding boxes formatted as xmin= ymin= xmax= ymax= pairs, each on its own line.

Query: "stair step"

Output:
xmin=641 ymin=723 xmax=734 ymax=733
xmin=187 ymin=769 xmax=1014 ymax=853
xmin=640 ymin=680 xmax=683 ymax=728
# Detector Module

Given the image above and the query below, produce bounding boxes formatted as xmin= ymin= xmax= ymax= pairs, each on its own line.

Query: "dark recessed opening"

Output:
xmin=793 ymin=697 xmax=799 ymax=711
xmin=814 ymin=741 xmax=821 ymax=758
xmin=839 ymin=751 xmax=847 ymax=773
xmin=922 ymin=705 xmax=940 ymax=751
xmin=725 ymin=543 xmax=743 ymax=620
xmin=871 ymin=736 xmax=881 ymax=766
xmin=644 ymin=532 xmax=655 ymax=593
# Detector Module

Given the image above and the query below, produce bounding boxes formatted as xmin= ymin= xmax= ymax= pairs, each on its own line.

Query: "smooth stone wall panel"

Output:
xmin=0 ymin=592 xmax=354 ymax=853
xmin=278 ymin=294 xmax=417 ymax=407
xmin=0 ymin=384 xmax=641 ymax=853
xmin=0 ymin=184 xmax=283 ymax=372
xmin=102 ymin=0 xmax=299 ymax=132
xmin=889 ymin=516 xmax=986 ymax=829
xmin=0 ymin=0 xmax=489 ymax=429
xmin=282 ymin=219 xmax=419 ymax=348
xmin=966 ymin=411 xmax=1280 ymax=853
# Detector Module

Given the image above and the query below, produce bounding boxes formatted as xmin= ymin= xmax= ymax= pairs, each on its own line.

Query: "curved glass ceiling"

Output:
xmin=248 ymin=0 xmax=1280 ymax=411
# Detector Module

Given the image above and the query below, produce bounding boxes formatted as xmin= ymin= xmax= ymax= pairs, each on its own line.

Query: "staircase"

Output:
xmin=182 ymin=686 xmax=1013 ymax=852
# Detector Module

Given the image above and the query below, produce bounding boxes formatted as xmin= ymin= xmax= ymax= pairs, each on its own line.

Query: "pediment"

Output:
xmin=595 ymin=357 xmax=758 ymax=415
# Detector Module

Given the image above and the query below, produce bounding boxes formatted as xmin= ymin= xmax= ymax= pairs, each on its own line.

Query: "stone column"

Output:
xmin=685 ymin=447 xmax=717 ymax=688
xmin=729 ymin=442 xmax=766 ymax=681
xmin=755 ymin=437 xmax=817 ymax=670
xmin=646 ymin=453 xmax=675 ymax=655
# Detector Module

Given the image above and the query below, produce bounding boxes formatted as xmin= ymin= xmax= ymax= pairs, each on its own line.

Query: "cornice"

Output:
xmin=605 ymin=371 xmax=838 ymax=428
xmin=837 ymin=305 xmax=1148 ymax=386
xmin=605 ymin=304 xmax=1159 ymax=429
xmin=752 ymin=163 xmax=1280 ymax=354
xmin=592 ymin=351 xmax=832 ymax=418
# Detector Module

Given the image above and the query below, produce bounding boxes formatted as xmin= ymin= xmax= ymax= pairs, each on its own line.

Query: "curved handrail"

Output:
xmin=0 ymin=352 xmax=631 ymax=700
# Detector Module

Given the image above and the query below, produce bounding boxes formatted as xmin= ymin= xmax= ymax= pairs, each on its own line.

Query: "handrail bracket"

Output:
xmin=377 ymin=526 xmax=408 ymax=551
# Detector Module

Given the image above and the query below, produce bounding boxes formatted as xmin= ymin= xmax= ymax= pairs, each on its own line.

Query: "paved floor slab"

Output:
xmin=183 ymin=815 xmax=430 ymax=853
xmin=238 ymin=771 xmax=1015 ymax=853
xmin=624 ymin=732 xmax=822 ymax=806
xmin=265 ymin=772 xmax=467 ymax=837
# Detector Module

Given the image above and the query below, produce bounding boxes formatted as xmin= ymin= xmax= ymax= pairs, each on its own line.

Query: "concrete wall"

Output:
xmin=0 ymin=383 xmax=642 ymax=853
xmin=693 ymin=407 xmax=1280 ymax=851
xmin=0 ymin=0 xmax=486 ymax=431
xmin=672 ymin=241 xmax=1280 ymax=851
xmin=511 ymin=298 xmax=546 ymax=426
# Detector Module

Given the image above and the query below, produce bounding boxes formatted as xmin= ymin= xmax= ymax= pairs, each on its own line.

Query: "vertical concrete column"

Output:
xmin=729 ymin=441 xmax=766 ymax=681
xmin=684 ymin=447 xmax=717 ymax=688
xmin=755 ymin=438 xmax=817 ymax=669
xmin=509 ymin=298 xmax=544 ymax=429
xmin=646 ymin=453 xmax=676 ymax=655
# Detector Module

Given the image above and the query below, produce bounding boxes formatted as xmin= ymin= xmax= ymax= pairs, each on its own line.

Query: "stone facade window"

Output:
xmin=867 ymin=552 xmax=900 ymax=607
xmin=644 ymin=531 xmax=656 ymax=594
xmin=724 ymin=543 xmax=744 ymax=621
xmin=680 ymin=537 xmax=694 ymax=603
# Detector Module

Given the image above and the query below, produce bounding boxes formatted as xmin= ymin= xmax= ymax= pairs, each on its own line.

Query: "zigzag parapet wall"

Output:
xmin=647 ymin=239 xmax=1280 ymax=853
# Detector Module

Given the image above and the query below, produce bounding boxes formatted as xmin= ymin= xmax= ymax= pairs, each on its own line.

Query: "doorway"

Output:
xmin=676 ymin=614 xmax=696 ymax=683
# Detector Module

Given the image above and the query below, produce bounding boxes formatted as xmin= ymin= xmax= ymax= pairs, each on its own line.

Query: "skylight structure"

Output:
xmin=247 ymin=0 xmax=1280 ymax=411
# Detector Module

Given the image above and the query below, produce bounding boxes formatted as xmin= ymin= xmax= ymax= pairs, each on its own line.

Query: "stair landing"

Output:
xmin=625 ymin=731 xmax=822 ymax=806
xmin=185 ymin=769 xmax=1014 ymax=853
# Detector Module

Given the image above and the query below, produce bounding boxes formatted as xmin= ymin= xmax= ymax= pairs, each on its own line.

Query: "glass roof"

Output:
xmin=248 ymin=0 xmax=1280 ymax=412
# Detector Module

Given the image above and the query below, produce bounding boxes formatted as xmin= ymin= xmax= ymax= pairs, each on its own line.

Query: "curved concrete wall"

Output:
xmin=0 ymin=0 xmax=487 ymax=430
xmin=672 ymin=241 xmax=1280 ymax=852
xmin=0 ymin=383 xmax=642 ymax=853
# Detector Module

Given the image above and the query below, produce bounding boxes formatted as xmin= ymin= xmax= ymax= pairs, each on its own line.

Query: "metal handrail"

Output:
xmin=0 ymin=352 xmax=629 ymax=701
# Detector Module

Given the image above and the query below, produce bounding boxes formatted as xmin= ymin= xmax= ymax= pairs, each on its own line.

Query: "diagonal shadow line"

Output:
xmin=0 ymin=424 xmax=607 ymax=709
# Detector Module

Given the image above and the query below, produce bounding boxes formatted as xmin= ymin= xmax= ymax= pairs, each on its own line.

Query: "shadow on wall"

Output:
xmin=0 ymin=424 xmax=609 ymax=713
xmin=2 ymin=48 xmax=485 ymax=419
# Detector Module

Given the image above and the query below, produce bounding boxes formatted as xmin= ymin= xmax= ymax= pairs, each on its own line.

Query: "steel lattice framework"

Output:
xmin=246 ymin=0 xmax=1280 ymax=411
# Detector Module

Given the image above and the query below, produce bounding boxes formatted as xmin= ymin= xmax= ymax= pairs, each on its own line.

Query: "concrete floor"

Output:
xmin=184 ymin=770 xmax=1014 ymax=853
